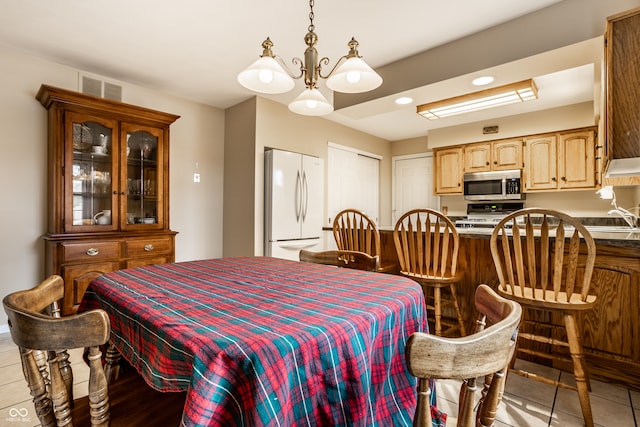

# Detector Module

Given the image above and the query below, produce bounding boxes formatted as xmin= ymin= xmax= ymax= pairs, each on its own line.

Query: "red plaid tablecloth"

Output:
xmin=80 ymin=256 xmax=442 ymax=426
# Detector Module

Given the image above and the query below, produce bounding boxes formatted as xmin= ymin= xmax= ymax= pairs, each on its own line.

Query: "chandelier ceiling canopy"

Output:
xmin=237 ymin=0 xmax=383 ymax=116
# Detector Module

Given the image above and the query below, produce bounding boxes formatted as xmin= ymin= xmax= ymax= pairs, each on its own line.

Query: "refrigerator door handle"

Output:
xmin=295 ymin=170 xmax=302 ymax=222
xmin=302 ymin=171 xmax=308 ymax=221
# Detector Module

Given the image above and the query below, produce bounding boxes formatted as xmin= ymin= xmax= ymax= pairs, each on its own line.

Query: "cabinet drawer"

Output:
xmin=62 ymin=241 xmax=120 ymax=262
xmin=126 ymin=237 xmax=173 ymax=257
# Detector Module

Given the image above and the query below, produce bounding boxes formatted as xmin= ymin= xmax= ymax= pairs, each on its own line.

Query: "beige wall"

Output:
xmin=391 ymin=136 xmax=430 ymax=157
xmin=222 ymin=96 xmax=392 ymax=257
xmin=0 ymin=44 xmax=225 ymax=327
xmin=223 ymin=98 xmax=257 ymax=257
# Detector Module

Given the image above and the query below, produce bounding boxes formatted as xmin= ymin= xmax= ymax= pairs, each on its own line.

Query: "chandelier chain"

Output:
xmin=308 ymin=0 xmax=315 ymax=33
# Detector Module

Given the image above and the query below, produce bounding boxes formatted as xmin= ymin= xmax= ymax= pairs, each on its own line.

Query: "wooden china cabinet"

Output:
xmin=37 ymin=85 xmax=180 ymax=314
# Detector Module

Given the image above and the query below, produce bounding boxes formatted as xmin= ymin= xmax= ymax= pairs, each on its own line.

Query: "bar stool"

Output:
xmin=490 ymin=208 xmax=597 ymax=427
xmin=393 ymin=208 xmax=466 ymax=337
xmin=333 ymin=208 xmax=396 ymax=273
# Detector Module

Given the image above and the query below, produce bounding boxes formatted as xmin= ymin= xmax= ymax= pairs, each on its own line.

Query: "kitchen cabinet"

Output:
xmin=434 ymin=146 xmax=463 ymax=194
xmin=603 ymin=7 xmax=640 ymax=185
xmin=37 ymin=84 xmax=180 ymax=314
xmin=523 ymin=134 xmax=558 ymax=190
xmin=463 ymin=139 xmax=523 ymax=173
xmin=524 ymin=128 xmax=597 ymax=191
xmin=605 ymin=8 xmax=640 ymax=163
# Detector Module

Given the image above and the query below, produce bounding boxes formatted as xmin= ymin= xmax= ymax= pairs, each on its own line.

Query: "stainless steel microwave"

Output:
xmin=463 ymin=169 xmax=524 ymax=201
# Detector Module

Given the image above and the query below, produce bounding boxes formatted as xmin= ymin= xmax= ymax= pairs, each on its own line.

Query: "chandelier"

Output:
xmin=237 ymin=0 xmax=382 ymax=116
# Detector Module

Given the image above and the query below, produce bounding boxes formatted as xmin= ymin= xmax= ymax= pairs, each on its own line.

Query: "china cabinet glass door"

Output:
xmin=122 ymin=123 xmax=164 ymax=229
xmin=66 ymin=112 xmax=118 ymax=231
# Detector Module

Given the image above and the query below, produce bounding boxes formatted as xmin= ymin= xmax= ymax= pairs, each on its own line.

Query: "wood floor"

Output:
xmin=1 ymin=332 xmax=639 ymax=426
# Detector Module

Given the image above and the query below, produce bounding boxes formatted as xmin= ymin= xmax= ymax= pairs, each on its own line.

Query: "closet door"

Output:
xmin=327 ymin=145 xmax=380 ymax=226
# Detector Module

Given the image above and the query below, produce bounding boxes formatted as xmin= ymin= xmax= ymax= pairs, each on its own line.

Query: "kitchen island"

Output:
xmin=378 ymin=226 xmax=640 ymax=391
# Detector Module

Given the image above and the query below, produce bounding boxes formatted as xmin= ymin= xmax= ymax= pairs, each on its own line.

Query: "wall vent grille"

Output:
xmin=79 ymin=73 xmax=122 ymax=102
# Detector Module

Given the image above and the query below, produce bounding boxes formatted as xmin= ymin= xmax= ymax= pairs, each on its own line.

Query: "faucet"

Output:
xmin=608 ymin=207 xmax=639 ymax=228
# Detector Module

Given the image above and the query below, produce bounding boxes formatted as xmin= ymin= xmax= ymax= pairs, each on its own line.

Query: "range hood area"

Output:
xmin=605 ymin=157 xmax=640 ymax=178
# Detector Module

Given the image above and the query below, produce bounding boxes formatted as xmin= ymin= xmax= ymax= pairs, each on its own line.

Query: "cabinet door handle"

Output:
xmin=86 ymin=248 xmax=99 ymax=256
xmin=552 ymin=177 xmax=557 ymax=181
xmin=561 ymin=176 xmax=566 ymax=181
xmin=144 ymin=244 xmax=154 ymax=252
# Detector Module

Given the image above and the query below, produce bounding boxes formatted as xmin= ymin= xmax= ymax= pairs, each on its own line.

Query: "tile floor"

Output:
xmin=0 ymin=331 xmax=638 ymax=426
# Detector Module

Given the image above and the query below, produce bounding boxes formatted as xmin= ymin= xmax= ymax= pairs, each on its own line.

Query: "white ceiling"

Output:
xmin=0 ymin=0 xmax=600 ymax=141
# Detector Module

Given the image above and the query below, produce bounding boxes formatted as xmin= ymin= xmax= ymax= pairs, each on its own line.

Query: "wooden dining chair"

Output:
xmin=393 ymin=208 xmax=467 ymax=336
xmin=490 ymin=208 xmax=597 ymax=427
xmin=3 ymin=275 xmax=186 ymax=427
xmin=332 ymin=208 xmax=395 ymax=273
xmin=406 ymin=284 xmax=522 ymax=427
xmin=299 ymin=249 xmax=380 ymax=272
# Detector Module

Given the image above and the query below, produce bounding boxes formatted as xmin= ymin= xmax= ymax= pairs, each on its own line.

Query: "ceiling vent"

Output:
xmin=78 ymin=73 xmax=122 ymax=102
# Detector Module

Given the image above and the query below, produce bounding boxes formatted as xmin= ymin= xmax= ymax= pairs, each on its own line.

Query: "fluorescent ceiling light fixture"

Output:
xmin=472 ymin=76 xmax=495 ymax=86
xmin=395 ymin=97 xmax=413 ymax=105
xmin=237 ymin=0 xmax=382 ymax=116
xmin=416 ymin=79 xmax=538 ymax=120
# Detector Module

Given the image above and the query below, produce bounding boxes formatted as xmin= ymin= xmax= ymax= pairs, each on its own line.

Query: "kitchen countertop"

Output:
xmin=372 ymin=225 xmax=640 ymax=248
xmin=455 ymin=226 xmax=640 ymax=248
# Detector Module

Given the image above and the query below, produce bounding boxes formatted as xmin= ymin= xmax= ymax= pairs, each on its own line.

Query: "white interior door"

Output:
xmin=356 ymin=155 xmax=380 ymax=223
xmin=327 ymin=144 xmax=380 ymax=226
xmin=392 ymin=154 xmax=439 ymax=224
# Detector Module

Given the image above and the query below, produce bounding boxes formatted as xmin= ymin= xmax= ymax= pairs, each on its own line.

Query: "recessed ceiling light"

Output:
xmin=472 ymin=76 xmax=495 ymax=86
xmin=395 ymin=97 xmax=413 ymax=105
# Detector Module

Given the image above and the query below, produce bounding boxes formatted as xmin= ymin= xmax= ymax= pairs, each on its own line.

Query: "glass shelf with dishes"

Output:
xmin=126 ymin=130 xmax=159 ymax=225
xmin=70 ymin=120 xmax=114 ymax=226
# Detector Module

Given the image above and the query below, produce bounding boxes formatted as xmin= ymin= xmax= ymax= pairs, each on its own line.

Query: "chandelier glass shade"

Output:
xmin=237 ymin=0 xmax=382 ymax=116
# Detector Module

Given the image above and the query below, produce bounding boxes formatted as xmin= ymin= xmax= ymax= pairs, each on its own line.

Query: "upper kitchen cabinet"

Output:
xmin=523 ymin=134 xmax=557 ymax=191
xmin=463 ymin=139 xmax=523 ymax=173
xmin=524 ymin=128 xmax=597 ymax=192
xmin=434 ymin=146 xmax=463 ymax=194
xmin=37 ymin=85 xmax=180 ymax=313
xmin=604 ymin=7 xmax=640 ymax=181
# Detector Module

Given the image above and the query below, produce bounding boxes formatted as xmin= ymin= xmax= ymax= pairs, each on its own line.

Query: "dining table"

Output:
xmin=79 ymin=256 xmax=445 ymax=427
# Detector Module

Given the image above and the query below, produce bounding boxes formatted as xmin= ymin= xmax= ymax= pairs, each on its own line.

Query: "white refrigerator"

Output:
xmin=264 ymin=149 xmax=323 ymax=260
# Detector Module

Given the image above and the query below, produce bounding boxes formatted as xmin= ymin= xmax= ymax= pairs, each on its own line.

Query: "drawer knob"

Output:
xmin=86 ymin=248 xmax=99 ymax=256
xmin=144 ymin=244 xmax=154 ymax=252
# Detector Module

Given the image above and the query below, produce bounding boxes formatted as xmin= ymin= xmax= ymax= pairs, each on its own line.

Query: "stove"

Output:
xmin=455 ymin=202 xmax=524 ymax=228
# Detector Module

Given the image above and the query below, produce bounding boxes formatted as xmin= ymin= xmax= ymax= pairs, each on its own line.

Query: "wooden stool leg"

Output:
xmin=413 ymin=378 xmax=433 ymax=427
xmin=458 ymin=377 xmax=476 ymax=427
xmin=57 ymin=350 xmax=74 ymax=403
xmin=87 ymin=346 xmax=110 ymax=426
xmin=477 ymin=369 xmax=506 ymax=427
xmin=449 ymin=283 xmax=466 ymax=336
xmin=564 ymin=313 xmax=594 ymax=427
xmin=20 ymin=348 xmax=55 ymax=427
xmin=433 ymin=287 xmax=442 ymax=336
xmin=48 ymin=350 xmax=72 ymax=426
